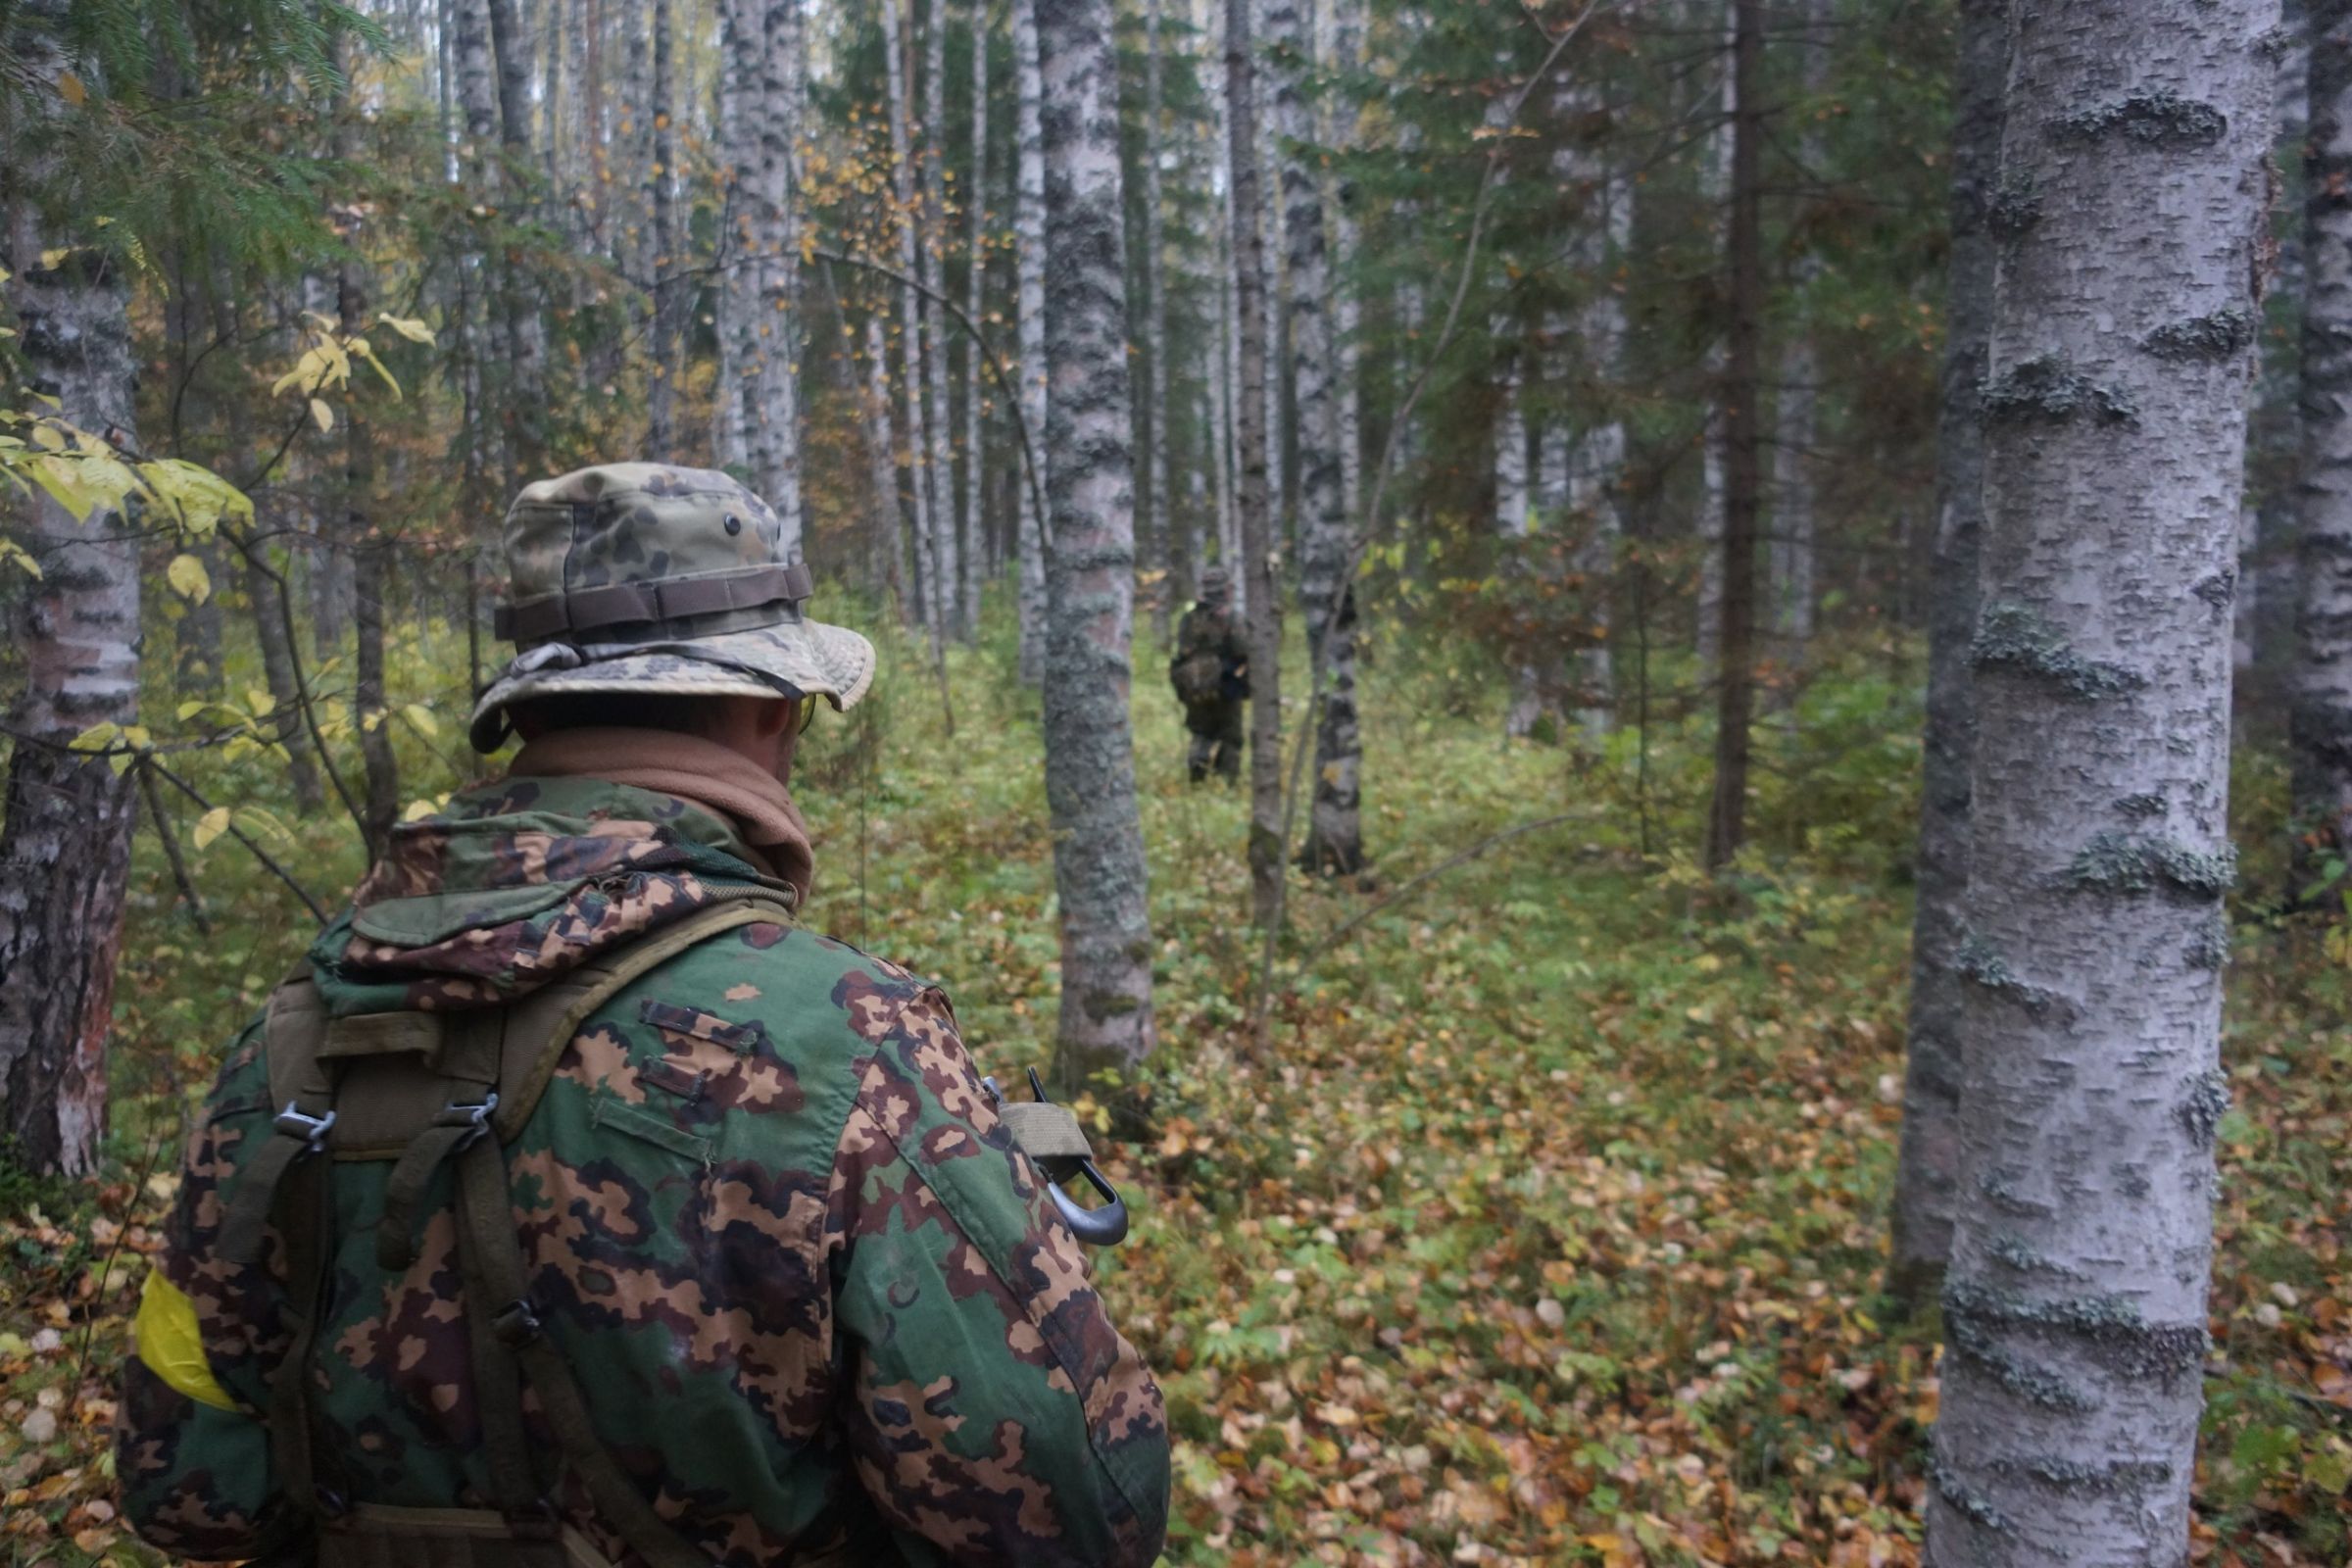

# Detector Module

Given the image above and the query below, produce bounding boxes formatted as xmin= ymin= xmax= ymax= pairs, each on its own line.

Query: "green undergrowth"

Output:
xmin=0 ymin=608 xmax=2346 ymax=1566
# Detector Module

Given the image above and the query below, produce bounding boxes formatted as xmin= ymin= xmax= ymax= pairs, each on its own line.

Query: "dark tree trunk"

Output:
xmin=1890 ymin=0 xmax=2005 ymax=1311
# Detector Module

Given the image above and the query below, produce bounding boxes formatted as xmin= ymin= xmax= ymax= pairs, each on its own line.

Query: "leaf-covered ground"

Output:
xmin=2 ymin=624 xmax=2347 ymax=1566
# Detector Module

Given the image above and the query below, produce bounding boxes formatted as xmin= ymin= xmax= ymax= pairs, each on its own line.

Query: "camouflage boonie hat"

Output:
xmin=468 ymin=464 xmax=875 ymax=752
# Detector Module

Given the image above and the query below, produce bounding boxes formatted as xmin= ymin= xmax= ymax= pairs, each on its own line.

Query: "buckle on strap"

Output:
xmin=439 ymin=1092 xmax=500 ymax=1150
xmin=273 ymin=1102 xmax=337 ymax=1152
xmin=490 ymin=1298 xmax=543 ymax=1348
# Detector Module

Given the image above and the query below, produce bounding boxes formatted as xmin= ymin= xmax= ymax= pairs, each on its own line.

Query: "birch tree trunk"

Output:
xmin=1014 ymin=0 xmax=1052 ymax=681
xmin=1926 ymin=3 xmax=2274 ymax=1558
xmin=1694 ymin=0 xmax=1734 ymax=667
xmin=485 ymin=0 xmax=550 ymax=476
xmin=1702 ymin=0 xmax=1765 ymax=872
xmin=1767 ymin=0 xmax=1832 ymax=685
xmin=645 ymin=0 xmax=684 ymax=460
xmin=863 ymin=309 xmax=911 ymax=614
xmin=1495 ymin=340 xmax=1544 ymax=739
xmin=1229 ymin=0 xmax=1285 ymax=928
xmin=1889 ymin=0 xmax=2004 ymax=1311
xmin=882 ymin=0 xmax=946 ymax=662
xmin=963 ymin=0 xmax=991 ymax=641
xmin=715 ymin=0 xmax=758 ymax=474
xmin=923 ymin=0 xmax=962 ymax=641
xmin=1266 ymin=0 xmax=1359 ymax=874
xmin=2293 ymin=0 xmax=2352 ymax=853
xmin=753 ymin=0 xmax=805 ymax=533
xmin=0 ymin=9 xmax=140 ymax=1176
xmin=1036 ymin=0 xmax=1158 ymax=1087
xmin=1142 ymin=0 xmax=1174 ymax=644
xmin=1328 ymin=0 xmax=1364 ymax=531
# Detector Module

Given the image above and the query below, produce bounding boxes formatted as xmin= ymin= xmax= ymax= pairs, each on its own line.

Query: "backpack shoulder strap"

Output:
xmin=489 ymin=893 xmax=796 ymax=1140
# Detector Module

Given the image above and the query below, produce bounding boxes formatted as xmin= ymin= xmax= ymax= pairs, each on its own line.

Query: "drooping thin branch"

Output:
xmin=1252 ymin=0 xmax=1620 ymax=1029
xmin=135 ymin=757 xmax=212 ymax=934
xmin=147 ymin=757 xmax=331 ymax=925
xmin=811 ymin=245 xmax=1051 ymax=564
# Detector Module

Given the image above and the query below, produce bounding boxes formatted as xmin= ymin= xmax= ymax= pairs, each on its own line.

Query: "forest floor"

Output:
xmin=0 ymin=618 xmax=2347 ymax=1567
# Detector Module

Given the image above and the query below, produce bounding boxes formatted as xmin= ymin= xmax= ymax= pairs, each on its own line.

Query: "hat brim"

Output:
xmin=467 ymin=618 xmax=876 ymax=752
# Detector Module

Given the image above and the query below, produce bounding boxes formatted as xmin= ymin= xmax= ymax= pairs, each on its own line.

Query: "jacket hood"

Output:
xmin=307 ymin=775 xmax=789 ymax=1018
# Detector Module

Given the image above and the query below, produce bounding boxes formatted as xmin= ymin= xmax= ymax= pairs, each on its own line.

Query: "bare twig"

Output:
xmin=135 ymin=758 xmax=212 ymax=934
xmin=147 ymin=758 xmax=331 ymax=925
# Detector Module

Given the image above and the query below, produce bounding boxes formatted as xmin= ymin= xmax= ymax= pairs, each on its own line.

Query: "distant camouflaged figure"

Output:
xmin=117 ymin=466 xmax=1169 ymax=1568
xmin=1168 ymin=566 xmax=1249 ymax=784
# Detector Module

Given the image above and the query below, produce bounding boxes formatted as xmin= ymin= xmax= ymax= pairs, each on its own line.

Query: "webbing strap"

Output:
xmin=451 ymin=1137 xmax=552 ymax=1525
xmin=497 ymin=562 xmax=813 ymax=642
xmin=265 ymin=1152 xmax=333 ymax=1520
xmin=377 ymin=1092 xmax=498 ymax=1271
xmin=456 ymin=1125 xmax=708 ymax=1568
xmin=220 ymin=1097 xmax=336 ymax=1267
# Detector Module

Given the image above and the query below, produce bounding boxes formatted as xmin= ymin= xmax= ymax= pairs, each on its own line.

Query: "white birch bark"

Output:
xmin=1927 ymin=3 xmax=2275 ymax=1558
xmin=715 ymin=0 xmax=758 ymax=473
xmin=1014 ymin=0 xmax=1052 ymax=680
xmin=1267 ymin=0 xmax=1357 ymax=871
xmin=963 ymin=0 xmax=990 ymax=640
xmin=1206 ymin=0 xmax=1247 ymax=613
xmin=922 ymin=0 xmax=962 ymax=640
xmin=1694 ymin=0 xmax=1734 ymax=667
xmin=752 ymin=0 xmax=805 ymax=540
xmin=1328 ymin=0 xmax=1364 ymax=529
xmin=0 ymin=4 xmax=140 ymax=1175
xmin=1036 ymin=0 xmax=1158 ymax=1083
xmin=1252 ymin=0 xmax=1286 ymax=539
xmin=1227 ymin=0 xmax=1285 ymax=928
xmin=1891 ymin=0 xmax=2004 ymax=1305
xmin=1495 ymin=341 xmax=1542 ymax=739
xmin=883 ymin=0 xmax=946 ymax=661
xmin=864 ymin=309 xmax=911 ymax=612
xmin=645 ymin=0 xmax=685 ymax=460
xmin=1767 ymin=0 xmax=1832 ymax=677
xmin=2293 ymin=1 xmax=2352 ymax=849
xmin=1142 ymin=0 xmax=1174 ymax=642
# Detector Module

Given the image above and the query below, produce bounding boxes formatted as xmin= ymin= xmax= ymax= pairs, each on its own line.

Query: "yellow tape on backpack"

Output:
xmin=132 ymin=1270 xmax=238 ymax=1412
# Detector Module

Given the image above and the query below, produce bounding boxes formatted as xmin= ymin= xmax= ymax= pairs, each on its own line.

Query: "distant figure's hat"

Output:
xmin=467 ymin=464 xmax=875 ymax=752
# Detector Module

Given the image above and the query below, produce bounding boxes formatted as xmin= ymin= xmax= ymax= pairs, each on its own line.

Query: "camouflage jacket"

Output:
xmin=1170 ymin=604 xmax=1247 ymax=703
xmin=117 ymin=774 xmax=1169 ymax=1567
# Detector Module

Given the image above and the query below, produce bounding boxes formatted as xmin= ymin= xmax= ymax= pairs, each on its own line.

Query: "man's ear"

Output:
xmin=746 ymin=696 xmax=797 ymax=741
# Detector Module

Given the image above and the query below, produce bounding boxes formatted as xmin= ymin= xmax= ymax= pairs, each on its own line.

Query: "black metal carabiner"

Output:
xmin=1026 ymin=1067 xmax=1129 ymax=1248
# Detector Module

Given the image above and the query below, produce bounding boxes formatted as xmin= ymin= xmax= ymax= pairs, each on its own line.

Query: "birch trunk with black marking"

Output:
xmin=484 ymin=0 xmax=549 ymax=476
xmin=1694 ymin=0 xmax=1734 ymax=668
xmin=645 ymin=0 xmax=684 ymax=460
xmin=1926 ymin=4 xmax=2273 ymax=1558
xmin=1014 ymin=0 xmax=1052 ymax=681
xmin=963 ymin=0 xmax=990 ymax=640
xmin=1037 ymin=0 xmax=1158 ymax=1085
xmin=1266 ymin=0 xmax=1357 ymax=874
xmin=882 ymin=0 xmax=946 ymax=661
xmin=1228 ymin=0 xmax=1284 ymax=929
xmin=1142 ymin=0 xmax=1173 ymax=644
xmin=1702 ymin=0 xmax=1764 ymax=872
xmin=923 ymin=0 xmax=962 ymax=641
xmin=1767 ymin=0 xmax=1831 ymax=684
xmin=1328 ymin=0 xmax=1364 ymax=530
xmin=753 ymin=0 xmax=805 ymax=534
xmin=2293 ymin=0 xmax=2352 ymax=854
xmin=0 ymin=7 xmax=139 ymax=1175
xmin=1890 ymin=0 xmax=2004 ymax=1311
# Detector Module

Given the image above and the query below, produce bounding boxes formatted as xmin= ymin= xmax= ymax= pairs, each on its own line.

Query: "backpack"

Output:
xmin=1169 ymin=610 xmax=1228 ymax=705
xmin=211 ymin=891 xmax=1111 ymax=1568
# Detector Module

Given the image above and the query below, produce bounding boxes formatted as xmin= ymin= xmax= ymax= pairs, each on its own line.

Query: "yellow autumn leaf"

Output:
xmin=192 ymin=808 xmax=231 ymax=852
xmin=57 ymin=71 xmax=85 ymax=106
xmin=375 ymin=313 xmax=435 ymax=345
xmin=310 ymin=398 xmax=333 ymax=433
xmin=166 ymin=553 xmax=211 ymax=604
xmin=403 ymin=703 xmax=440 ymax=739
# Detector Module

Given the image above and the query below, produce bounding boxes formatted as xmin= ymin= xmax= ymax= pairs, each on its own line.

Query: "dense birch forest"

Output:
xmin=1 ymin=0 xmax=2349 ymax=1563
